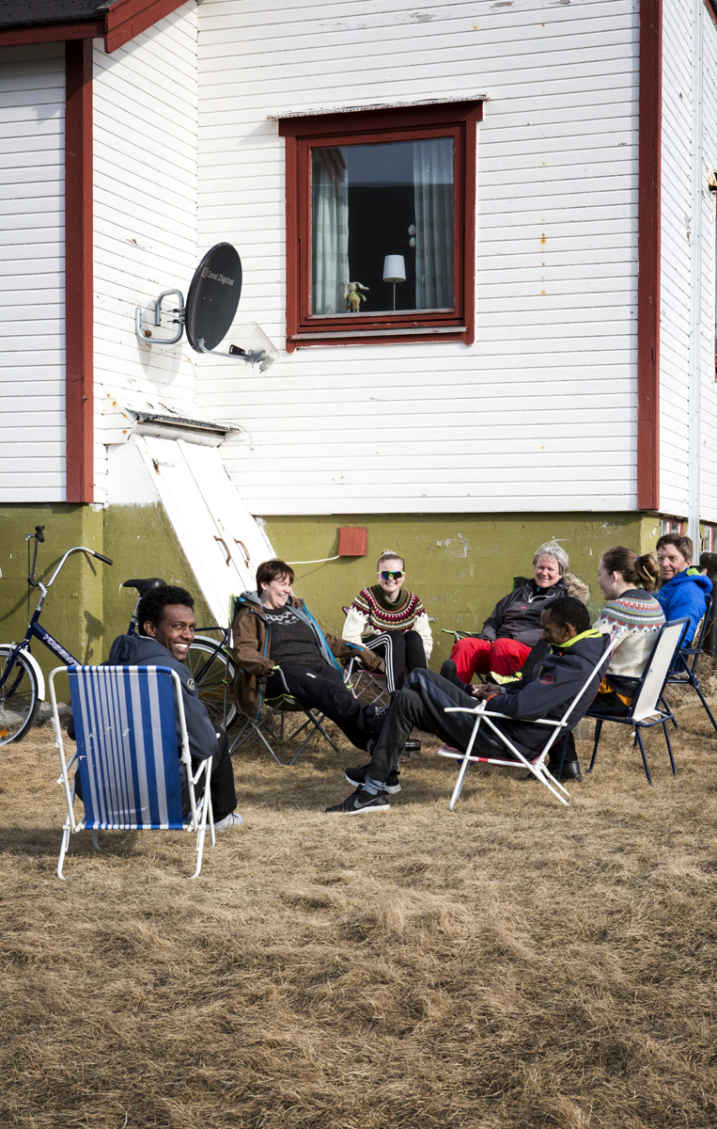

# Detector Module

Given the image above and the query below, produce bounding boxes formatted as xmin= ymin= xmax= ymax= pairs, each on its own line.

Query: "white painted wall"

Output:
xmin=92 ymin=2 xmax=200 ymax=502
xmin=0 ymin=44 xmax=65 ymax=502
xmin=698 ymin=3 xmax=717 ymax=521
xmin=660 ymin=0 xmax=696 ymax=518
xmin=195 ymin=0 xmax=641 ymax=515
xmin=660 ymin=0 xmax=717 ymax=524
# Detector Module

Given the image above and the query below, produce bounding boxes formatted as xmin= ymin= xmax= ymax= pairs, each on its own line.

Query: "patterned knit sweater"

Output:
xmin=594 ymin=588 xmax=665 ymax=681
xmin=342 ymin=585 xmax=433 ymax=660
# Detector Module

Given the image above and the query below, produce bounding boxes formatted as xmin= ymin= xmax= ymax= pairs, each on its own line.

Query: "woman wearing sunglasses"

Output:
xmin=342 ymin=550 xmax=433 ymax=694
xmin=441 ymin=541 xmax=589 ymax=688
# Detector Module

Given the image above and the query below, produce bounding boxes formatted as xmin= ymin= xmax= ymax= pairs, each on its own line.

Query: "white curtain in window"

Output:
xmin=311 ymin=148 xmax=349 ymax=314
xmin=413 ymin=138 xmax=453 ymax=309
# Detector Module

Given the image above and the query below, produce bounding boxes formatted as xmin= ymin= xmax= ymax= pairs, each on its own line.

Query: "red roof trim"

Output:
xmin=0 ymin=1 xmax=186 ymax=52
xmin=65 ymin=38 xmax=94 ymax=503
xmin=637 ymin=0 xmax=662 ymax=511
xmin=104 ymin=0 xmax=188 ymax=53
xmin=0 ymin=20 xmax=103 ymax=46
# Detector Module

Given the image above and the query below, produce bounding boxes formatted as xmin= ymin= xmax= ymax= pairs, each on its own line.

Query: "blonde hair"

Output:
xmin=376 ymin=549 xmax=405 ymax=571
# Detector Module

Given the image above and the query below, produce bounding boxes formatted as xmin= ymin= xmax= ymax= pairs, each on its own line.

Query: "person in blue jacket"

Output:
xmin=327 ymin=596 xmax=609 ymax=814
xmin=108 ymin=585 xmax=242 ymax=831
xmin=655 ymin=534 xmax=712 ymax=644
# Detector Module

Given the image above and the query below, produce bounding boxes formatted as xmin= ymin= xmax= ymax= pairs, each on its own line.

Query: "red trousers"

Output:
xmin=450 ymin=636 xmax=531 ymax=681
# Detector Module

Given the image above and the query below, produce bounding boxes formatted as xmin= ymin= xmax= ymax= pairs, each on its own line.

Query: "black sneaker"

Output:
xmin=345 ymin=763 xmax=401 ymax=794
xmin=325 ymin=787 xmax=390 ymax=814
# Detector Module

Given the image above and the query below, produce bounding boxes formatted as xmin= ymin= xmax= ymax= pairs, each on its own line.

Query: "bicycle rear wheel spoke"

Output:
xmin=0 ymin=649 xmax=39 ymax=745
xmin=185 ymin=640 xmax=237 ymax=729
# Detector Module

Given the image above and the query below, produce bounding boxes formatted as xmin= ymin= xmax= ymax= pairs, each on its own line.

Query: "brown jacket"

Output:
xmin=232 ymin=592 xmax=382 ymax=717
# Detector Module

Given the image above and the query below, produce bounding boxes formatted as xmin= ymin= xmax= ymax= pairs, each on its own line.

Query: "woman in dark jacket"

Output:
xmin=442 ymin=542 xmax=589 ymax=685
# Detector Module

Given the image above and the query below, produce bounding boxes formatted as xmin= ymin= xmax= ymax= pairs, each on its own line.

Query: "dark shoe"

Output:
xmin=548 ymin=758 xmax=582 ymax=782
xmin=345 ymin=764 xmax=400 ymax=794
xmin=440 ymin=659 xmax=471 ymax=692
xmin=326 ymin=787 xmax=390 ymax=814
xmin=403 ymin=738 xmax=421 ymax=753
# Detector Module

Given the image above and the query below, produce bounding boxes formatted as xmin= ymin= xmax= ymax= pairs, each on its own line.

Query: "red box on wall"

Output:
xmin=337 ymin=526 xmax=368 ymax=557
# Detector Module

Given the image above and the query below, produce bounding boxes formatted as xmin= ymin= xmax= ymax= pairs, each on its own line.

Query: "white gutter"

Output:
xmin=687 ymin=0 xmax=705 ymax=549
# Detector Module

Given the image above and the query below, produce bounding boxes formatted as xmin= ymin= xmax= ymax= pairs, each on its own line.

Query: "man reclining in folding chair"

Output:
xmin=107 ymin=584 xmax=242 ymax=831
xmin=233 ymin=559 xmax=390 ymax=752
xmin=326 ymin=597 xmax=609 ymax=814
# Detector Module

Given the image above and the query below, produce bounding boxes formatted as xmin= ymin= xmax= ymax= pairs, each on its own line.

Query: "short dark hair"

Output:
xmin=656 ymin=533 xmax=693 ymax=563
xmin=137 ymin=584 xmax=194 ymax=630
xmin=545 ymin=595 xmax=590 ymax=634
xmin=256 ymin=558 xmax=294 ymax=591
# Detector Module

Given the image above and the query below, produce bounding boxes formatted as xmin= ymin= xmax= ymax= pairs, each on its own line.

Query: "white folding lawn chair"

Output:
xmin=437 ymin=634 xmax=620 ymax=809
xmin=587 ymin=618 xmax=689 ymax=783
xmin=51 ymin=664 xmax=215 ymax=879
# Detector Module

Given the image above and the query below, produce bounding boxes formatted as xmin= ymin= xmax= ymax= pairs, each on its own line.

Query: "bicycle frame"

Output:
xmin=0 ymin=536 xmax=112 ymax=702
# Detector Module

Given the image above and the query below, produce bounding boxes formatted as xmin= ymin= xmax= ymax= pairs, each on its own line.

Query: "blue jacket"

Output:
xmin=655 ymin=570 xmax=712 ymax=644
xmin=108 ymin=633 xmax=217 ymax=761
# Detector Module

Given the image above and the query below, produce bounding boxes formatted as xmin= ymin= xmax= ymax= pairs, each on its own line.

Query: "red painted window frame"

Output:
xmin=279 ymin=101 xmax=482 ymax=351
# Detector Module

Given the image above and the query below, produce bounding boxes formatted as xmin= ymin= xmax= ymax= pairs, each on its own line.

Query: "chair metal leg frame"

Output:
xmin=439 ymin=706 xmax=571 ymax=808
xmin=230 ymin=706 xmax=340 ymax=766
xmin=588 ymin=713 xmax=676 ymax=785
xmin=660 ymin=682 xmax=717 ymax=734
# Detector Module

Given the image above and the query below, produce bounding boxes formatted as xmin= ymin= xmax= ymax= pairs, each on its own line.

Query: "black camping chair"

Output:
xmin=659 ymin=594 xmax=717 ymax=734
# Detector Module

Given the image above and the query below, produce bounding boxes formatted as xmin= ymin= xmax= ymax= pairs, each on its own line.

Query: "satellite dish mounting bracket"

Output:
xmin=135 ymin=289 xmax=185 ymax=345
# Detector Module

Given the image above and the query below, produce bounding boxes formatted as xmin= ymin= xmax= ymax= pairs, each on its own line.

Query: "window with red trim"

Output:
xmin=279 ymin=101 xmax=482 ymax=350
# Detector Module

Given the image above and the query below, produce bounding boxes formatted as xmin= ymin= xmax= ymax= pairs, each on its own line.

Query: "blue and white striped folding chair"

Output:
xmin=50 ymin=665 xmax=215 ymax=879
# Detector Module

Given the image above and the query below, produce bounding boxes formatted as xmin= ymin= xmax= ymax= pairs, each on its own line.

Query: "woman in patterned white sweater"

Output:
xmin=594 ymin=546 xmax=664 ymax=712
xmin=342 ymin=550 xmax=433 ymax=693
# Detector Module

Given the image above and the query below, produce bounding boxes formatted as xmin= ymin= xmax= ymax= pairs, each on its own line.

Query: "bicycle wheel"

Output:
xmin=186 ymin=638 xmax=237 ymax=729
xmin=0 ymin=647 xmax=39 ymax=745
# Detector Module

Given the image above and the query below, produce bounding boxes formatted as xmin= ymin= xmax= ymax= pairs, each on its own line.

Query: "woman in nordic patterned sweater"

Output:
xmin=342 ymin=550 xmax=433 ymax=694
xmin=593 ymin=546 xmax=665 ymax=713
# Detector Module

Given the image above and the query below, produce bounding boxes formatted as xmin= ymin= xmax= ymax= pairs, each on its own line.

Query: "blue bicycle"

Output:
xmin=0 ymin=526 xmax=237 ymax=745
xmin=0 ymin=526 xmax=113 ymax=744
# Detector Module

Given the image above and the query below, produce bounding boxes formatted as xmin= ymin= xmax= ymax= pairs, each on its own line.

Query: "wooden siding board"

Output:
xmin=0 ymin=42 xmax=65 ymax=502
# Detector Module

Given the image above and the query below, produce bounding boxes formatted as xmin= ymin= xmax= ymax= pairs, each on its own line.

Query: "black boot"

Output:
xmin=440 ymin=659 xmax=471 ymax=692
xmin=548 ymin=756 xmax=582 ymax=782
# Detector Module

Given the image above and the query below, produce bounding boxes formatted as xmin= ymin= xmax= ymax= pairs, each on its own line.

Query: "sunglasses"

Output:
xmin=380 ymin=570 xmax=404 ymax=581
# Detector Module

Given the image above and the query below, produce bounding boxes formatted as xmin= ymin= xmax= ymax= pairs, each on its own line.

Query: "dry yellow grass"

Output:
xmin=1 ymin=680 xmax=716 ymax=1129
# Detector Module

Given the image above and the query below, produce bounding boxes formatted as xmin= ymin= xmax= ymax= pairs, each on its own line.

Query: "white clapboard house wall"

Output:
xmin=197 ymin=0 xmax=647 ymax=516
xmin=1 ymin=0 xmax=717 ymax=639
xmin=0 ymin=43 xmax=66 ymax=502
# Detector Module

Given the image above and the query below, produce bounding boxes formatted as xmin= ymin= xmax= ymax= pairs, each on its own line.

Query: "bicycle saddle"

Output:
xmin=122 ymin=577 xmax=168 ymax=595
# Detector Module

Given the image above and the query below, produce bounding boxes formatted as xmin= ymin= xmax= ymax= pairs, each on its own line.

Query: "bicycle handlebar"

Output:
xmin=45 ymin=545 xmax=113 ymax=588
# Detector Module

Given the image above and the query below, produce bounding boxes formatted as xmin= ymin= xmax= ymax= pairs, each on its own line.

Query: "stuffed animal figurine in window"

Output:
xmin=344 ymin=281 xmax=368 ymax=313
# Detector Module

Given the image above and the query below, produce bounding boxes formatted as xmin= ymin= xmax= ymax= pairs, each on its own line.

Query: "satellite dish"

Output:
xmin=134 ymin=242 xmax=274 ymax=369
xmin=185 ymin=242 xmax=242 ymax=352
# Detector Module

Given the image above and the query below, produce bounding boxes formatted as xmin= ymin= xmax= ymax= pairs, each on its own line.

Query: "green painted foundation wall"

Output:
xmin=261 ymin=512 xmax=662 ymax=665
xmin=0 ymin=504 xmax=213 ymax=683
xmin=0 ymin=504 xmax=662 ymax=682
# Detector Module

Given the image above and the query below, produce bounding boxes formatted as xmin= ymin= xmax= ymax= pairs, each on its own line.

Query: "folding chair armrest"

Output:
xmin=440 ymin=628 xmax=471 ymax=642
xmin=444 ymin=704 xmax=564 ymax=728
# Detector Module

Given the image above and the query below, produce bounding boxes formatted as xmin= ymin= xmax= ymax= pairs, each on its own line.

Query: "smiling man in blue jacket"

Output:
xmin=655 ymin=534 xmax=712 ymax=644
xmin=108 ymin=585 xmax=242 ymax=832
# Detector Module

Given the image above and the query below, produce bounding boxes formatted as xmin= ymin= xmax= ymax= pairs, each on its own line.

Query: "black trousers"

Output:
xmin=365 ymin=629 xmax=427 ymax=693
xmin=367 ymin=669 xmax=506 ymax=783
xmin=184 ymin=725 xmax=237 ymax=822
xmin=266 ymin=662 xmax=384 ymax=751
xmin=367 ymin=669 xmax=580 ymax=785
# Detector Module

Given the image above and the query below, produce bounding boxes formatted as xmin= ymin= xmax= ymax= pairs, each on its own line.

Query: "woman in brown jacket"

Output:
xmin=233 ymin=559 xmax=386 ymax=751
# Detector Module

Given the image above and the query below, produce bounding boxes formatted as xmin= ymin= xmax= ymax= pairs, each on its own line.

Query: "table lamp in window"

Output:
xmin=383 ymin=254 xmax=406 ymax=311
